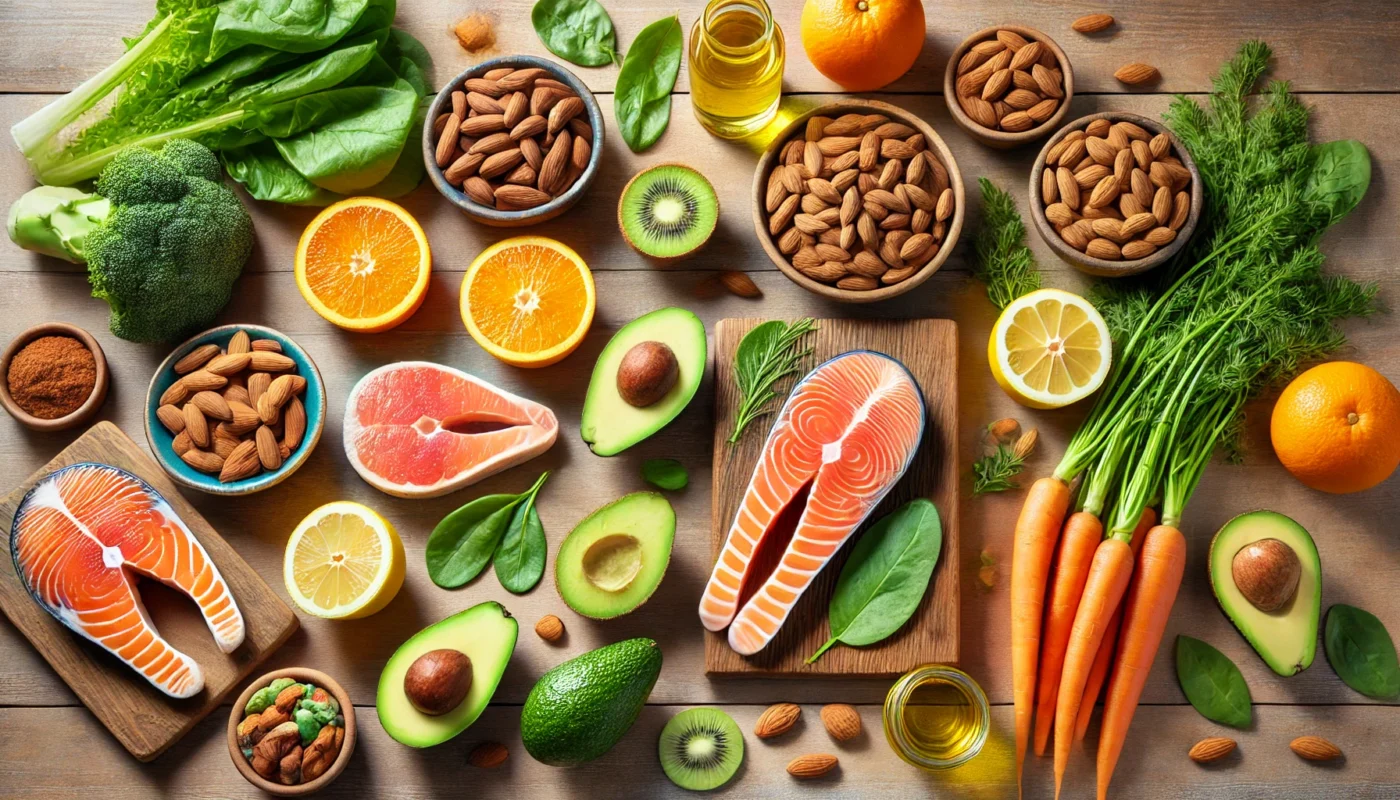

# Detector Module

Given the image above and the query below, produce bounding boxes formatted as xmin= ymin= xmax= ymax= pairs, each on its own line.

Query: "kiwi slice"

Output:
xmin=618 ymin=163 xmax=719 ymax=262
xmin=658 ymin=707 xmax=743 ymax=790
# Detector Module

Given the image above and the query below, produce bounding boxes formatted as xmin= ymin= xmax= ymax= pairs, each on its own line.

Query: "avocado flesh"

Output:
xmin=521 ymin=637 xmax=663 ymax=765
xmin=581 ymin=307 xmax=706 ymax=456
xmin=1209 ymin=510 xmax=1321 ymax=676
xmin=377 ymin=600 xmax=518 ymax=747
xmin=557 ymin=492 xmax=676 ymax=619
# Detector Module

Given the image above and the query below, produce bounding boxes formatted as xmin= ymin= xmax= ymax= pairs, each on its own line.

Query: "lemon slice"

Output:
xmin=989 ymin=288 xmax=1112 ymax=409
xmin=284 ymin=501 xmax=405 ymax=620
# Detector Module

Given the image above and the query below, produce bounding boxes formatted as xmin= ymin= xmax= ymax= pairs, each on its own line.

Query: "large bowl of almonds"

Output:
xmin=753 ymin=100 xmax=964 ymax=303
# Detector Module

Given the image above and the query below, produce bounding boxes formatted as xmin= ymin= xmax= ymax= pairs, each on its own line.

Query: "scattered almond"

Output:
xmin=1071 ymin=14 xmax=1114 ymax=33
xmin=535 ymin=614 xmax=565 ymax=642
xmin=820 ymin=704 xmax=862 ymax=741
xmin=468 ymin=741 xmax=509 ymax=769
xmin=719 ymin=271 xmax=762 ymax=298
xmin=1290 ymin=735 xmax=1342 ymax=761
xmin=755 ymin=703 xmax=801 ymax=739
xmin=1114 ymin=63 xmax=1160 ymax=85
xmin=1188 ymin=736 xmax=1236 ymax=763
xmin=786 ymin=753 xmax=839 ymax=779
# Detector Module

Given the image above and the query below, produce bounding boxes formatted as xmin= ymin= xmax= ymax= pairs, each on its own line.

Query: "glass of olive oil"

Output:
xmin=688 ymin=0 xmax=785 ymax=138
xmin=883 ymin=665 xmax=990 ymax=770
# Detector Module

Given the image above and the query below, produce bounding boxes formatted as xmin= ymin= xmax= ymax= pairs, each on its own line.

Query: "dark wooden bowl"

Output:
xmin=227 ymin=667 xmax=356 ymax=797
xmin=0 ymin=322 xmax=108 ymax=432
xmin=1028 ymin=112 xmax=1203 ymax=277
xmin=943 ymin=25 xmax=1074 ymax=149
xmin=751 ymin=99 xmax=965 ymax=303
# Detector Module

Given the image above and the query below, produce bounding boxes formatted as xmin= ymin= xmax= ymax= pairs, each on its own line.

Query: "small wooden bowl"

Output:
xmin=423 ymin=55 xmax=604 ymax=227
xmin=1028 ymin=112 xmax=1203 ymax=277
xmin=752 ymin=99 xmax=965 ymax=303
xmin=0 ymin=322 xmax=108 ymax=432
xmin=943 ymin=25 xmax=1074 ymax=149
xmin=228 ymin=667 xmax=356 ymax=797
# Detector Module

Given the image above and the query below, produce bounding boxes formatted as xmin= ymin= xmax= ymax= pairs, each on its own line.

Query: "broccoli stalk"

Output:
xmin=7 ymin=139 xmax=254 ymax=343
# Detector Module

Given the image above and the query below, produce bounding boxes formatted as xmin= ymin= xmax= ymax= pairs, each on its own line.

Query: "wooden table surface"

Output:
xmin=1 ymin=1 xmax=1397 ymax=797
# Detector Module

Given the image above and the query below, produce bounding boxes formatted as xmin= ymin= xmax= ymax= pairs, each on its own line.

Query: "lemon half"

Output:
xmin=284 ymin=501 xmax=405 ymax=619
xmin=989 ymin=288 xmax=1112 ymax=409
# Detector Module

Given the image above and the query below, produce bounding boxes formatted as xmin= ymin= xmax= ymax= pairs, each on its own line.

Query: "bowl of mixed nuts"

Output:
xmin=1029 ymin=112 xmax=1202 ymax=277
xmin=943 ymin=25 xmax=1073 ymax=148
xmin=145 ymin=324 xmax=326 ymax=496
xmin=424 ymin=55 xmax=604 ymax=227
xmin=228 ymin=668 xmax=355 ymax=796
xmin=752 ymin=100 xmax=964 ymax=303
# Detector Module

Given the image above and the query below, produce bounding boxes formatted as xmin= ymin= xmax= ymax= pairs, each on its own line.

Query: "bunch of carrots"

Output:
xmin=1010 ymin=42 xmax=1376 ymax=799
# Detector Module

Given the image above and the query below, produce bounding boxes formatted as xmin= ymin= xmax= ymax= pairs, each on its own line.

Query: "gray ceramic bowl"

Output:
xmin=424 ymin=56 xmax=605 ymax=227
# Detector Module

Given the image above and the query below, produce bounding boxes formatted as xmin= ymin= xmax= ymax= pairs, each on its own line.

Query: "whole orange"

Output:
xmin=1270 ymin=361 xmax=1400 ymax=494
xmin=800 ymin=0 xmax=925 ymax=92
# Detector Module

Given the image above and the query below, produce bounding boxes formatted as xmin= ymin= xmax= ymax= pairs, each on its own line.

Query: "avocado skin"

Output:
xmin=521 ymin=638 xmax=663 ymax=765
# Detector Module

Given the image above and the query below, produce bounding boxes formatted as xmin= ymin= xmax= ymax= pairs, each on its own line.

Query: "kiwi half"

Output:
xmin=658 ymin=707 xmax=743 ymax=790
xmin=618 ymin=163 xmax=719 ymax=262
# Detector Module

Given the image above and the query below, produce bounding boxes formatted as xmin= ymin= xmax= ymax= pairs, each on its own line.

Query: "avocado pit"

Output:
xmin=616 ymin=341 xmax=678 ymax=407
xmin=404 ymin=648 xmax=473 ymax=716
xmin=582 ymin=533 xmax=644 ymax=592
xmin=1232 ymin=537 xmax=1301 ymax=612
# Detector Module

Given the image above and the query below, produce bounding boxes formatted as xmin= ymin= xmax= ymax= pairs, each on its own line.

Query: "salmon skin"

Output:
xmin=10 ymin=463 xmax=245 ymax=698
xmin=700 ymin=350 xmax=925 ymax=656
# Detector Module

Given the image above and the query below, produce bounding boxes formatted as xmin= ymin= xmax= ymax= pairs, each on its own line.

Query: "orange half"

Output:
xmin=460 ymin=236 xmax=596 ymax=368
xmin=295 ymin=197 xmax=432 ymax=332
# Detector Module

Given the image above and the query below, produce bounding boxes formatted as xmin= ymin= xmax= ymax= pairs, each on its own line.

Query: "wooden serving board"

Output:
xmin=705 ymin=318 xmax=959 ymax=677
xmin=0 ymin=421 xmax=299 ymax=761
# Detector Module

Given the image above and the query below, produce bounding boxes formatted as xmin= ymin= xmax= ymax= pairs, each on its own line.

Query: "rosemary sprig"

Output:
xmin=728 ymin=318 xmax=817 ymax=443
xmin=972 ymin=178 xmax=1041 ymax=310
xmin=972 ymin=427 xmax=1039 ymax=495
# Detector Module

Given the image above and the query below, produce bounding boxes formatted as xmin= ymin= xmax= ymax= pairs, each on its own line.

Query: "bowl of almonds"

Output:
xmin=424 ymin=55 xmax=604 ymax=227
xmin=145 ymin=325 xmax=326 ymax=496
xmin=1029 ymin=112 xmax=1202 ymax=277
xmin=944 ymin=25 xmax=1073 ymax=148
xmin=753 ymin=100 xmax=964 ymax=302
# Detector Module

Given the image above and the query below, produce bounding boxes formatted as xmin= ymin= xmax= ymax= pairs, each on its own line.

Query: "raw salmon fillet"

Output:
xmin=700 ymin=351 xmax=925 ymax=656
xmin=10 ymin=463 xmax=245 ymax=698
xmin=344 ymin=361 xmax=558 ymax=498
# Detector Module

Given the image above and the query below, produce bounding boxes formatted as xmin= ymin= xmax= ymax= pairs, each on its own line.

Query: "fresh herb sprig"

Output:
xmin=972 ymin=178 xmax=1041 ymax=310
xmin=728 ymin=318 xmax=818 ymax=443
xmin=972 ymin=427 xmax=1039 ymax=495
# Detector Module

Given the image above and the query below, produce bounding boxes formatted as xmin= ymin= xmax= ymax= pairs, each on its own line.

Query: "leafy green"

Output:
xmin=728 ymin=319 xmax=818 ymax=443
xmin=808 ymin=500 xmax=942 ymax=663
xmin=1175 ymin=635 xmax=1252 ymax=728
xmin=532 ymin=0 xmax=620 ymax=66
xmin=972 ymin=444 xmax=1027 ymax=495
xmin=972 ymin=178 xmax=1041 ymax=309
xmin=425 ymin=495 xmax=519 ymax=588
xmin=614 ymin=15 xmax=682 ymax=152
xmin=1305 ymin=140 xmax=1371 ymax=224
xmin=1324 ymin=604 xmax=1400 ymax=699
xmin=494 ymin=472 xmax=551 ymax=594
xmin=642 ymin=459 xmax=688 ymax=491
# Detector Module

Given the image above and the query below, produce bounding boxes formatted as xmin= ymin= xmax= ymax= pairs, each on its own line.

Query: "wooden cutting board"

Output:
xmin=705 ymin=318 xmax=959 ymax=677
xmin=0 ymin=421 xmax=299 ymax=761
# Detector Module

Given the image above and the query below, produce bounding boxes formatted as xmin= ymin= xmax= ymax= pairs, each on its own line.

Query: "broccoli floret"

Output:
xmin=8 ymin=140 xmax=253 ymax=343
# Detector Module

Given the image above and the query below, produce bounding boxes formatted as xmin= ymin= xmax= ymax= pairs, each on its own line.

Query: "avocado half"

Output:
xmin=377 ymin=600 xmax=518 ymax=747
xmin=580 ymin=307 xmax=706 ymax=456
xmin=1208 ymin=510 xmax=1321 ymax=676
xmin=557 ymin=492 xmax=676 ymax=619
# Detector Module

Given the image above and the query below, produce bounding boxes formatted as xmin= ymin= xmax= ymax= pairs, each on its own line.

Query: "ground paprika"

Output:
xmin=6 ymin=335 xmax=96 ymax=419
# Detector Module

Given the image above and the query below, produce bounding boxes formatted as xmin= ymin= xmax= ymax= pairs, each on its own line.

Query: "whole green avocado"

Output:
xmin=521 ymin=638 xmax=662 ymax=765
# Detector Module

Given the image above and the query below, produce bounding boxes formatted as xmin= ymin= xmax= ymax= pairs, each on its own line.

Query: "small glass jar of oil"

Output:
xmin=883 ymin=664 xmax=990 ymax=770
xmin=688 ymin=0 xmax=785 ymax=138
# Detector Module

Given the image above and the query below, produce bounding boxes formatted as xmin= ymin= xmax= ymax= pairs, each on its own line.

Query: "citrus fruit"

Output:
xmin=1270 ymin=361 xmax=1400 ymax=494
xmin=460 ymin=236 xmax=595 ymax=368
xmin=989 ymin=288 xmax=1112 ymax=409
xmin=284 ymin=501 xmax=405 ymax=619
xmin=800 ymin=0 xmax=925 ymax=92
xmin=295 ymin=197 xmax=431 ymax=332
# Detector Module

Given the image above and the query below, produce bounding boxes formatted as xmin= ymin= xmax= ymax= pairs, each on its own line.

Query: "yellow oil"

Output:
xmin=689 ymin=0 xmax=785 ymax=138
xmin=883 ymin=665 xmax=990 ymax=770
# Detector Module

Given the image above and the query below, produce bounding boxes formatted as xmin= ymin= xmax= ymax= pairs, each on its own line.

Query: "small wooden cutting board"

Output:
xmin=0 ymin=421 xmax=298 ymax=761
xmin=705 ymin=318 xmax=959 ymax=677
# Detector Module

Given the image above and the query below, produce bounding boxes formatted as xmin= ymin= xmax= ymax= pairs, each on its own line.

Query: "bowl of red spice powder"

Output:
xmin=0 ymin=323 xmax=108 ymax=432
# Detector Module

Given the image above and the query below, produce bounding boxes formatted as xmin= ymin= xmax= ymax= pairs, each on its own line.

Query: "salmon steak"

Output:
xmin=700 ymin=350 xmax=926 ymax=655
xmin=10 ymin=463 xmax=245 ymax=698
xmin=344 ymin=361 xmax=559 ymax=498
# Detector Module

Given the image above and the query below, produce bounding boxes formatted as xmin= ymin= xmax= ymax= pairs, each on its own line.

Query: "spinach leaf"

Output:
xmin=1306 ymin=140 xmax=1371 ymax=224
xmin=272 ymin=78 xmax=420 ymax=192
xmin=532 ymin=0 xmax=620 ymax=67
xmin=614 ymin=15 xmax=682 ymax=152
xmin=211 ymin=0 xmax=379 ymax=60
xmin=1175 ymin=635 xmax=1252 ymax=728
xmin=383 ymin=28 xmax=433 ymax=96
xmin=808 ymin=499 xmax=942 ymax=663
xmin=426 ymin=494 xmax=521 ymax=588
xmin=494 ymin=472 xmax=551 ymax=594
xmin=1325 ymin=604 xmax=1400 ymax=699
xmin=222 ymin=142 xmax=341 ymax=205
xmin=642 ymin=459 xmax=688 ymax=491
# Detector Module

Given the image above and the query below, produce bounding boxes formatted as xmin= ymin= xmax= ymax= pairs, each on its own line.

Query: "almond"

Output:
xmin=1000 ymin=111 xmax=1034 ymax=132
xmin=257 ymin=391 xmax=282 ymax=426
xmin=958 ymin=94 xmax=998 ymax=129
xmin=719 ymin=271 xmax=761 ymax=298
xmin=1290 ymin=735 xmax=1341 ymax=761
xmin=1087 ymin=174 xmax=1122 ymax=209
xmin=160 ymin=381 xmax=191 ymax=407
xmin=212 ymin=426 xmax=241 ymax=459
xmin=174 ymin=343 xmax=220 ymax=374
xmin=982 ymin=68 xmax=1013 ymax=101
xmin=468 ymin=741 xmax=509 ymax=769
xmin=445 ymin=152 xmax=485 ymax=184
xmin=534 ymin=614 xmax=565 ymax=642
xmin=547 ymin=96 xmax=584 ymax=135
xmin=226 ymin=401 xmax=260 ymax=436
xmin=171 ymin=430 xmax=193 ymax=456
xmin=459 ymin=114 xmax=506 ymax=137
xmin=502 ymin=91 xmax=529 ymax=128
xmin=182 ymin=448 xmax=224 ymax=474
xmin=498 ymin=67 xmax=546 ymax=92
xmin=464 ymin=176 xmax=495 ymax=206
xmin=467 ymin=91 xmax=503 ymax=115
xmin=495 ymin=184 xmax=552 ymax=210
xmin=1009 ymin=41 xmax=1043 ymax=71
xmin=435 ymin=113 xmax=461 ymax=167
xmin=156 ymin=404 xmax=186 ymax=434
xmin=478 ymin=148 xmax=524 ymax=181
xmin=1072 ymin=13 xmax=1114 ymax=33
xmin=219 ymin=440 xmax=260 ymax=482
xmin=282 ymin=397 xmax=307 ymax=450
xmin=1121 ymin=240 xmax=1157 ymax=260
xmin=1057 ymin=167 xmax=1081 ymax=210
xmin=529 ymin=86 xmax=562 ymax=117
xmin=189 ymin=390 xmax=233 ymax=422
xmin=465 ymin=78 xmax=504 ymax=97
xmin=249 ymin=352 xmax=295 ymax=373
xmin=1170 ymin=191 xmax=1191 ymax=230
xmin=836 ymin=275 xmax=878 ymax=291
xmin=1115 ymin=63 xmax=1161 ymax=85
xmin=538 ymin=129 xmax=571 ymax=195
xmin=820 ymin=704 xmax=862 ymax=741
xmin=1032 ymin=63 xmax=1064 ymax=99
xmin=182 ymin=369 xmax=227 ymax=392
xmin=786 ymin=753 xmax=838 ymax=779
xmin=996 ymin=29 xmax=1029 ymax=51
xmin=183 ymin=403 xmax=209 ymax=448
xmin=1145 ymin=226 xmax=1177 ymax=247
xmin=206 ymin=352 xmax=252 ymax=377
xmin=1086 ymin=237 xmax=1122 ymax=260
xmin=769 ymin=194 xmax=800 ymax=236
xmin=227 ymin=329 xmax=251 ymax=355
xmin=755 ymin=703 xmax=801 ymax=738
xmin=255 ymin=425 xmax=282 ymax=471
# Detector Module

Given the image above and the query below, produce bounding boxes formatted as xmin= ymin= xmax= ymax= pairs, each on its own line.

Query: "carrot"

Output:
xmin=1073 ymin=507 xmax=1156 ymax=743
xmin=1032 ymin=511 xmax=1103 ymax=755
xmin=1051 ymin=536 xmax=1135 ymax=799
xmin=1011 ymin=476 xmax=1071 ymax=797
xmin=1096 ymin=524 xmax=1186 ymax=800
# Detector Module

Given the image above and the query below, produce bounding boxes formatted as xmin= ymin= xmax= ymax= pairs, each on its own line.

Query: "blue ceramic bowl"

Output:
xmin=145 ymin=325 xmax=326 ymax=496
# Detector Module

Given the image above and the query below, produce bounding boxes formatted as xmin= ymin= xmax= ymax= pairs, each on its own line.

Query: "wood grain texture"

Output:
xmin=706 ymin=319 xmax=959 ymax=675
xmin=0 ymin=422 xmax=298 ymax=761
